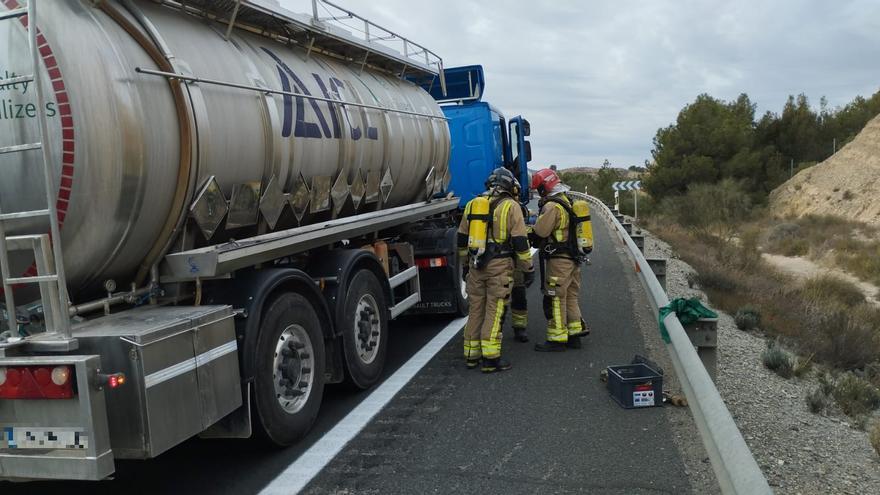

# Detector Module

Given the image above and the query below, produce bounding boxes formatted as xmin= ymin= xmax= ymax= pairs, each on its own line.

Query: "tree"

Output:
xmin=644 ymin=93 xmax=756 ymax=200
xmin=644 ymin=88 xmax=880 ymax=207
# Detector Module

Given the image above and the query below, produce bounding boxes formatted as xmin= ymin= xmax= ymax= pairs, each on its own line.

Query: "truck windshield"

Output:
xmin=493 ymin=114 xmax=507 ymax=167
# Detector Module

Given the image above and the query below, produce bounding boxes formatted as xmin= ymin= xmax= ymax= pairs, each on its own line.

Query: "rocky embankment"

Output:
xmin=640 ymin=226 xmax=880 ymax=494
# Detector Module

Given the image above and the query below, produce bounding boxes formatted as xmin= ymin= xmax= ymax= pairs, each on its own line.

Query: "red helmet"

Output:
xmin=530 ymin=168 xmax=560 ymax=196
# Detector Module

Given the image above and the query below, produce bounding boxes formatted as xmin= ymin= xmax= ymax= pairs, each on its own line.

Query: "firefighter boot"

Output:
xmin=534 ymin=341 xmax=566 ymax=352
xmin=566 ymin=335 xmax=583 ymax=349
xmin=513 ymin=327 xmax=529 ymax=343
xmin=481 ymin=357 xmax=513 ymax=373
xmin=466 ymin=359 xmax=481 ymax=370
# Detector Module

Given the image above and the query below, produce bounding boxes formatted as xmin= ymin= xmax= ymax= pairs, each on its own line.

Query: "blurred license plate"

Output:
xmin=1 ymin=426 xmax=88 ymax=450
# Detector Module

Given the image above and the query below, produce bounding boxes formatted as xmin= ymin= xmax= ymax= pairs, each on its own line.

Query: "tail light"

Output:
xmin=0 ymin=365 xmax=75 ymax=399
xmin=97 ymin=372 xmax=126 ymax=389
xmin=415 ymin=256 xmax=448 ymax=269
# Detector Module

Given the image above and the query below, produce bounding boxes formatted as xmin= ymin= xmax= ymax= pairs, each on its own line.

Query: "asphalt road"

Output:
xmin=5 ymin=212 xmax=695 ymax=494
xmin=301 ymin=214 xmax=692 ymax=494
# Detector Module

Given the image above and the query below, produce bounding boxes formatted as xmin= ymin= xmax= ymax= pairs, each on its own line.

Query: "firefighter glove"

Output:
xmin=522 ymin=269 xmax=535 ymax=288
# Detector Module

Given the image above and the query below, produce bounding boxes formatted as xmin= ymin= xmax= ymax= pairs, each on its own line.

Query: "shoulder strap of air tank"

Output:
xmin=548 ymin=195 xmax=587 ymax=224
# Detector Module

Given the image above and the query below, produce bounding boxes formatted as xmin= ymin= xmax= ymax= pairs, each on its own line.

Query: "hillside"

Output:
xmin=769 ymin=113 xmax=880 ymax=224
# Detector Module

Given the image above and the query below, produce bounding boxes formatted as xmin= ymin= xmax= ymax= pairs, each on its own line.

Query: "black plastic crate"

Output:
xmin=606 ymin=363 xmax=663 ymax=408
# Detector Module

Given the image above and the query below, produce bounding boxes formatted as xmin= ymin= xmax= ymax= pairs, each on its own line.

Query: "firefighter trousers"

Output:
xmin=542 ymin=258 xmax=583 ymax=342
xmin=510 ymin=270 xmax=529 ymax=330
xmin=464 ymin=258 xmax=513 ymax=360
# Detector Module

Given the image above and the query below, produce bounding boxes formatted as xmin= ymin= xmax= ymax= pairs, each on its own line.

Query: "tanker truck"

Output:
xmin=0 ymin=0 xmax=532 ymax=482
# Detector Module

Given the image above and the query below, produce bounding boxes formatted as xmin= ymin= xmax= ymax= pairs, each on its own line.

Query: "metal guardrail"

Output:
xmin=573 ymin=192 xmax=772 ymax=495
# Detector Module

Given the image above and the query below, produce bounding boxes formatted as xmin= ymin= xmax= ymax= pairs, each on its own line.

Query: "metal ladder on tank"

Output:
xmin=0 ymin=0 xmax=72 ymax=344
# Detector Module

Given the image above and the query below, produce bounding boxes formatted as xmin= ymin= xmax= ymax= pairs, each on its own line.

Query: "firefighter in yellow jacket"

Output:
xmin=529 ymin=168 xmax=593 ymax=351
xmin=457 ymin=168 xmax=534 ymax=372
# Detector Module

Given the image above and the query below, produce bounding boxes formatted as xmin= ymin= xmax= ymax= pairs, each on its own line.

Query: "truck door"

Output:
xmin=508 ymin=116 xmax=532 ymax=204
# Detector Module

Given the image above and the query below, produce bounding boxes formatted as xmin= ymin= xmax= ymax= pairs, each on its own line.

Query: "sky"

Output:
xmin=281 ymin=1 xmax=880 ymax=169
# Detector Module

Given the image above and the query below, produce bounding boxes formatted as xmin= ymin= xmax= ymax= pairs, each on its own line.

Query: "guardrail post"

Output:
xmin=684 ymin=317 xmax=718 ymax=381
xmin=646 ymin=258 xmax=666 ymax=292
xmin=630 ymin=234 xmax=644 ymax=254
xmin=622 ymin=222 xmax=632 ymax=235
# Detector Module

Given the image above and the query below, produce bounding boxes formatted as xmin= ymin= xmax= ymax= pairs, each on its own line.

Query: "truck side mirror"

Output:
xmin=525 ymin=141 xmax=532 ymax=162
xmin=522 ymin=119 xmax=531 ymax=136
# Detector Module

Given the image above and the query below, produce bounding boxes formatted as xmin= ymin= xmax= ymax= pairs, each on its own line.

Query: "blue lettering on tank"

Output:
xmin=262 ymin=47 xmax=379 ymax=141
xmin=262 ymin=47 xmax=331 ymax=138
xmin=311 ymin=74 xmax=341 ymax=138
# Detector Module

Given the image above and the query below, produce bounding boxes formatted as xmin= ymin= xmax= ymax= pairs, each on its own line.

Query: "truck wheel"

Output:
xmin=453 ymin=251 xmax=469 ymax=317
xmin=254 ymin=292 xmax=325 ymax=446
xmin=341 ymin=269 xmax=389 ymax=389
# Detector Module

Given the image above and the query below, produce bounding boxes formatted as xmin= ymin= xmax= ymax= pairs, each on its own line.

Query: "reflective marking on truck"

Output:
xmin=143 ymin=340 xmax=238 ymax=389
xmin=1 ymin=426 xmax=88 ymax=450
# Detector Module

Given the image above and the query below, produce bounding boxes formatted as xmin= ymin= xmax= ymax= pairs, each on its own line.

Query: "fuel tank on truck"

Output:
xmin=0 ymin=0 xmax=450 ymax=304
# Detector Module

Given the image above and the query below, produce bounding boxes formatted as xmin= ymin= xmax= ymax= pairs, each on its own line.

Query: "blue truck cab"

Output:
xmin=411 ymin=65 xmax=532 ymax=207
xmin=405 ymin=66 xmax=533 ymax=315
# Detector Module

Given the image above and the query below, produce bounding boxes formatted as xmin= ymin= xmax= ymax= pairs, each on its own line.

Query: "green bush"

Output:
xmin=661 ymin=179 xmax=753 ymax=235
xmin=832 ymin=372 xmax=880 ymax=417
xmin=762 ymin=341 xmax=794 ymax=378
xmin=734 ymin=305 xmax=761 ymax=330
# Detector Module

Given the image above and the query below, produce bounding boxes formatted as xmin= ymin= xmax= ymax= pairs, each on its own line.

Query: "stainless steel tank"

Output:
xmin=0 ymin=0 xmax=450 ymax=302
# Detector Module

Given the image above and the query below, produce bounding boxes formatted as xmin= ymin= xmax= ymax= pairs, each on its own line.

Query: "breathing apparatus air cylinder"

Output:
xmin=467 ymin=196 xmax=491 ymax=266
xmin=571 ymin=199 xmax=593 ymax=255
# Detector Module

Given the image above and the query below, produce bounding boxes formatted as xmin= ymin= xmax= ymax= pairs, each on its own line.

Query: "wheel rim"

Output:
xmin=353 ymin=293 xmax=381 ymax=365
xmin=272 ymin=324 xmax=315 ymax=414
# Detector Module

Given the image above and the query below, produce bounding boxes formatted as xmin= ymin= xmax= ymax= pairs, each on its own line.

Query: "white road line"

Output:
xmin=259 ymin=316 xmax=467 ymax=495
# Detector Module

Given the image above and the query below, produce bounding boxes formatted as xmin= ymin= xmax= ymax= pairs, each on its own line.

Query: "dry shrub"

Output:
xmin=806 ymin=387 xmax=830 ymax=413
xmin=832 ymin=372 xmax=880 ymax=417
xmin=734 ymin=305 xmax=761 ymax=330
xmin=765 ymin=222 xmax=809 ymax=256
xmin=737 ymin=227 xmax=762 ymax=270
xmin=695 ymin=268 xmax=738 ymax=292
xmin=870 ymin=422 xmax=880 ymax=457
xmin=800 ymin=275 xmax=865 ymax=308
xmin=802 ymin=303 xmax=880 ymax=369
xmin=649 ymin=210 xmax=880 ymax=371
xmin=835 ymin=243 xmax=880 ymax=287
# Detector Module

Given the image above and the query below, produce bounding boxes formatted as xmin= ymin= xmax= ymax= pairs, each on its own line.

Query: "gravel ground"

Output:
xmin=636 ymin=223 xmax=880 ymax=494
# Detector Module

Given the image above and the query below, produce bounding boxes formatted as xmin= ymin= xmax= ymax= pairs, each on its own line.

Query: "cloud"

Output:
xmin=281 ymin=0 xmax=880 ymax=168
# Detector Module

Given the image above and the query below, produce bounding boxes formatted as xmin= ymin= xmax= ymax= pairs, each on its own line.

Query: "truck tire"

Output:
xmin=453 ymin=250 xmax=469 ymax=317
xmin=254 ymin=291 xmax=325 ymax=446
xmin=341 ymin=269 xmax=389 ymax=389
